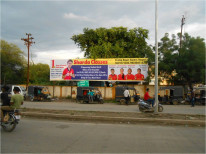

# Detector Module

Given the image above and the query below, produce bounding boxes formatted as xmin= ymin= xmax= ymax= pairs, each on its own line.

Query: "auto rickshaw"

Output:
xmin=159 ymin=86 xmax=184 ymax=105
xmin=28 ymin=86 xmax=51 ymax=101
xmin=76 ymin=87 xmax=104 ymax=104
xmin=193 ymin=86 xmax=206 ymax=105
xmin=115 ymin=86 xmax=140 ymax=105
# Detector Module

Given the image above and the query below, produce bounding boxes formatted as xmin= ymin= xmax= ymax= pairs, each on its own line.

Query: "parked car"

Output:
xmin=115 ymin=86 xmax=140 ymax=105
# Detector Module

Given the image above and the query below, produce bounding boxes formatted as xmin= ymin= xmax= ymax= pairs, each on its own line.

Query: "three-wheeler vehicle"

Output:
xmin=115 ymin=86 xmax=140 ymax=105
xmin=159 ymin=86 xmax=184 ymax=105
xmin=76 ymin=87 xmax=104 ymax=104
xmin=193 ymin=86 xmax=206 ymax=105
xmin=28 ymin=86 xmax=51 ymax=101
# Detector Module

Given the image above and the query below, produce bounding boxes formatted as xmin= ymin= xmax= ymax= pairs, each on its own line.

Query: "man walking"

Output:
xmin=190 ymin=88 xmax=195 ymax=107
xmin=123 ymin=88 xmax=130 ymax=105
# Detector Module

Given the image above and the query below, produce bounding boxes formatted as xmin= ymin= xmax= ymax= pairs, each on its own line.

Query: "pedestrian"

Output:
xmin=123 ymin=88 xmax=130 ymax=105
xmin=87 ymin=90 xmax=91 ymax=103
xmin=190 ymin=88 xmax=195 ymax=107
xmin=87 ymin=90 xmax=94 ymax=103
xmin=90 ymin=90 xmax=94 ymax=102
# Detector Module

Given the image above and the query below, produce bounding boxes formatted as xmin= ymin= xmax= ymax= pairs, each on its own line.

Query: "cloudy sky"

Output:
xmin=1 ymin=0 xmax=205 ymax=65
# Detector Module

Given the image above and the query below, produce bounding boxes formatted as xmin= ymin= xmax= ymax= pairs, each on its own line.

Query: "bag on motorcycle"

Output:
xmin=4 ymin=113 xmax=9 ymax=122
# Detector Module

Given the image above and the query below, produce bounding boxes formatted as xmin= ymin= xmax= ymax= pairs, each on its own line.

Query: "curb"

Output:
xmin=22 ymin=112 xmax=205 ymax=127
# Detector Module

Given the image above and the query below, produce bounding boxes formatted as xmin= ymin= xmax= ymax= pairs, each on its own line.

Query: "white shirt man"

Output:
xmin=123 ymin=89 xmax=130 ymax=97
xmin=123 ymin=89 xmax=130 ymax=105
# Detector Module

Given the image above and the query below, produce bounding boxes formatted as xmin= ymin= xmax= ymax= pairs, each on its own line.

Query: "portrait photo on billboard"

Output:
xmin=108 ymin=64 xmax=147 ymax=81
xmin=62 ymin=59 xmax=75 ymax=80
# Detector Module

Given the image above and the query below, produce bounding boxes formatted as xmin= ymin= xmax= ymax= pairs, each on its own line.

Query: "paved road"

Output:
xmin=1 ymin=118 xmax=205 ymax=153
xmin=22 ymin=101 xmax=206 ymax=115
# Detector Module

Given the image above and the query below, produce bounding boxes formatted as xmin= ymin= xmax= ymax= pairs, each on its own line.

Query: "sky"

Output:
xmin=1 ymin=0 xmax=205 ymax=65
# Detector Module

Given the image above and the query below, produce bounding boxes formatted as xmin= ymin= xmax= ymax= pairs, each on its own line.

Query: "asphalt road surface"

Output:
xmin=1 ymin=118 xmax=205 ymax=153
xmin=22 ymin=101 xmax=206 ymax=115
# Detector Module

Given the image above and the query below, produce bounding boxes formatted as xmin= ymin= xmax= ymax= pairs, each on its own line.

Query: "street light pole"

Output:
xmin=154 ymin=0 xmax=159 ymax=113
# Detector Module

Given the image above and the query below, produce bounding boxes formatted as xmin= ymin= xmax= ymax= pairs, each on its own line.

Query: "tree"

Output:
xmin=158 ymin=33 xmax=179 ymax=84
xmin=29 ymin=63 xmax=50 ymax=85
xmin=0 ymin=40 xmax=27 ymax=84
xmin=158 ymin=33 xmax=205 ymax=86
xmin=71 ymin=27 xmax=154 ymax=63
xmin=176 ymin=33 xmax=205 ymax=86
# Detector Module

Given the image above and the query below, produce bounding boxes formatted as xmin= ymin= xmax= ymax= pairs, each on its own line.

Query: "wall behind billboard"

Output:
xmin=50 ymin=58 xmax=148 ymax=81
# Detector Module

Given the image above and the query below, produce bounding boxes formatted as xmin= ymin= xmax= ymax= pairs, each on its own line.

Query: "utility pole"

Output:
xmin=179 ymin=15 xmax=185 ymax=49
xmin=21 ymin=33 xmax=35 ymax=90
xmin=154 ymin=0 xmax=159 ymax=113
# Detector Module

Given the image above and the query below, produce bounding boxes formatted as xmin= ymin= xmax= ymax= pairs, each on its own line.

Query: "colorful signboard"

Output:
xmin=50 ymin=58 xmax=148 ymax=81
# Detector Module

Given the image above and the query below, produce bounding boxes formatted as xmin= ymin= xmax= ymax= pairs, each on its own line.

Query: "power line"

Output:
xmin=21 ymin=33 xmax=35 ymax=90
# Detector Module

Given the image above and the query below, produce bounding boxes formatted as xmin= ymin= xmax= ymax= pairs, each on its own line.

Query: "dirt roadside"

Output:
xmin=21 ymin=108 xmax=205 ymax=127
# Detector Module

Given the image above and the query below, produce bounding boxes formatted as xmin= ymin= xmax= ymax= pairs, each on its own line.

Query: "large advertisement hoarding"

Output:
xmin=50 ymin=58 xmax=148 ymax=81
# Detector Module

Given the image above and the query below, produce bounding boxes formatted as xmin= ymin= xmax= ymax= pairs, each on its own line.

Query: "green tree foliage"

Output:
xmin=158 ymin=33 xmax=205 ymax=86
xmin=0 ymin=40 xmax=26 ymax=84
xmin=158 ymin=33 xmax=179 ymax=83
xmin=71 ymin=27 xmax=154 ymax=63
xmin=29 ymin=63 xmax=50 ymax=85
xmin=176 ymin=33 xmax=205 ymax=86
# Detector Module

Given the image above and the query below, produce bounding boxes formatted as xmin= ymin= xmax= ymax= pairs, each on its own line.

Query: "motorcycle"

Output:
xmin=138 ymin=99 xmax=164 ymax=112
xmin=1 ymin=109 xmax=21 ymax=132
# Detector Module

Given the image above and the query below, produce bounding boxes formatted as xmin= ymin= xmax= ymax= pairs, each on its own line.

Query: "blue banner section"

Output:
xmin=72 ymin=65 xmax=108 ymax=80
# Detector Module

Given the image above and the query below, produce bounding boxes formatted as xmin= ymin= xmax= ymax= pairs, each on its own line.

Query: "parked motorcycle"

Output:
xmin=1 ymin=109 xmax=21 ymax=132
xmin=138 ymin=99 xmax=163 ymax=112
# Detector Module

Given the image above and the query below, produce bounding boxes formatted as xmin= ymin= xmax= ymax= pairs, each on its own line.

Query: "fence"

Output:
xmin=19 ymin=84 xmax=180 ymax=100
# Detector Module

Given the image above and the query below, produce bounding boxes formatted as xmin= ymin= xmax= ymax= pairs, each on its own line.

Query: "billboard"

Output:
xmin=50 ymin=58 xmax=148 ymax=81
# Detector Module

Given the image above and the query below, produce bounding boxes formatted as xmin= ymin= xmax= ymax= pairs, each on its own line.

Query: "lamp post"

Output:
xmin=154 ymin=0 xmax=159 ymax=113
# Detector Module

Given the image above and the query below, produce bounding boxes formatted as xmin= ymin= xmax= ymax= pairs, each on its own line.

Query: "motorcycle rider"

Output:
xmin=1 ymin=85 xmax=10 ymax=106
xmin=144 ymin=88 xmax=154 ymax=107
xmin=1 ymin=87 xmax=24 ymax=122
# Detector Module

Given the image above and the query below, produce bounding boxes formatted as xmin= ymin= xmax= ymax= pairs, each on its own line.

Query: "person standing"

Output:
xmin=123 ymin=88 xmax=130 ymax=105
xmin=1 ymin=87 xmax=23 ymax=122
xmin=190 ymin=88 xmax=195 ymax=107
xmin=90 ymin=90 xmax=95 ymax=102
xmin=87 ymin=90 xmax=91 ymax=103
xmin=87 ymin=90 xmax=94 ymax=103
xmin=144 ymin=88 xmax=154 ymax=107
